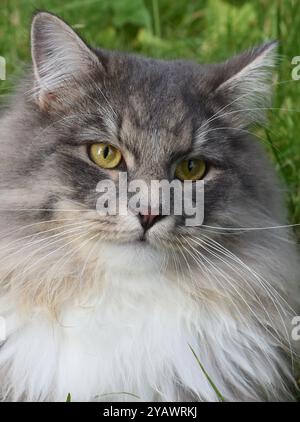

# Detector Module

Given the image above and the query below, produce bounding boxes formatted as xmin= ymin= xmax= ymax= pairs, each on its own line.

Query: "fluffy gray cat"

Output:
xmin=0 ymin=12 xmax=299 ymax=401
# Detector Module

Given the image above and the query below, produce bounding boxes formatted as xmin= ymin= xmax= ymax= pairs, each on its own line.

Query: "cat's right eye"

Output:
xmin=89 ymin=143 xmax=122 ymax=169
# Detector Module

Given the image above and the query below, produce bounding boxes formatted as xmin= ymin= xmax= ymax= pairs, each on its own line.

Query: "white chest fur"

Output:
xmin=0 ymin=260 xmax=231 ymax=402
xmin=0 ymin=243 xmax=294 ymax=402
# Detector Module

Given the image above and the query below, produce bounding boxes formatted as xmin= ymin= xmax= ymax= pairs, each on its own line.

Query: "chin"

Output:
xmin=99 ymin=237 xmax=167 ymax=273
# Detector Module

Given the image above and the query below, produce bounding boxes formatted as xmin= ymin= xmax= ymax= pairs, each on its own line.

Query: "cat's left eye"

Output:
xmin=175 ymin=159 xmax=206 ymax=181
xmin=89 ymin=143 xmax=122 ymax=169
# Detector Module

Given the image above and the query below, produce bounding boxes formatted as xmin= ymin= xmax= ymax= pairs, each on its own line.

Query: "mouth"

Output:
xmin=139 ymin=232 xmax=147 ymax=242
xmin=128 ymin=234 xmax=157 ymax=251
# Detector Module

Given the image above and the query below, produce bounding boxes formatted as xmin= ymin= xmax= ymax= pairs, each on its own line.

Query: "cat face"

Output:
xmin=0 ymin=13 xmax=282 ymax=304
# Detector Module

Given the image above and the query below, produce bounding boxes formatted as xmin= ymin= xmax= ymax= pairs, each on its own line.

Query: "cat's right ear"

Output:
xmin=31 ymin=12 xmax=103 ymax=111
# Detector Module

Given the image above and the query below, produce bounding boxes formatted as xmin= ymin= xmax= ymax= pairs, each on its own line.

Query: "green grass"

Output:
xmin=0 ymin=0 xmax=299 ymax=236
xmin=189 ymin=344 xmax=225 ymax=402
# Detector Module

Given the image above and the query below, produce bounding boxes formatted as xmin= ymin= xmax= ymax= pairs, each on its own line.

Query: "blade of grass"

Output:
xmin=152 ymin=0 xmax=161 ymax=38
xmin=265 ymin=129 xmax=286 ymax=179
xmin=189 ymin=344 xmax=225 ymax=402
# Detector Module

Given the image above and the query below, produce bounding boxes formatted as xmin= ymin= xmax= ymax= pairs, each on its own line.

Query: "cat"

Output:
xmin=0 ymin=11 xmax=299 ymax=402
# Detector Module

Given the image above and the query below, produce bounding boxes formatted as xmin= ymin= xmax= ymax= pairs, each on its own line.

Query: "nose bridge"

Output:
xmin=126 ymin=128 xmax=172 ymax=212
xmin=131 ymin=132 xmax=169 ymax=180
xmin=135 ymin=163 xmax=167 ymax=182
xmin=128 ymin=161 xmax=168 ymax=214
xmin=133 ymin=126 xmax=171 ymax=178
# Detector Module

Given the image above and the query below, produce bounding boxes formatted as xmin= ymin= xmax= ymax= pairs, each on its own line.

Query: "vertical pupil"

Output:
xmin=187 ymin=160 xmax=194 ymax=172
xmin=103 ymin=146 xmax=109 ymax=159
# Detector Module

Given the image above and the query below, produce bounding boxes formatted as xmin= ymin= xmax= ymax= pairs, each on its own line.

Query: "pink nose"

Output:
xmin=138 ymin=208 xmax=164 ymax=231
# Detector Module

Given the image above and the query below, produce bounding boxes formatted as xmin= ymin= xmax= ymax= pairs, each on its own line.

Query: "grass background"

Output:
xmin=0 ymin=0 xmax=299 ymax=398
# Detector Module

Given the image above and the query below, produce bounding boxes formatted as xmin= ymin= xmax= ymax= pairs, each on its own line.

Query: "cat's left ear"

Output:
xmin=31 ymin=12 xmax=102 ymax=110
xmin=208 ymin=42 xmax=277 ymax=127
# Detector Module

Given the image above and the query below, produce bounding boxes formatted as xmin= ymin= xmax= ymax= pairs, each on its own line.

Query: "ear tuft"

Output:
xmin=212 ymin=41 xmax=278 ymax=127
xmin=31 ymin=12 xmax=101 ymax=110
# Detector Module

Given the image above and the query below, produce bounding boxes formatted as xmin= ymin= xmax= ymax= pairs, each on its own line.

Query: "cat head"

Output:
xmin=0 ymin=12 xmax=283 ymax=308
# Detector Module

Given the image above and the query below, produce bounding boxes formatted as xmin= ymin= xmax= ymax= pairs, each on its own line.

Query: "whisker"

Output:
xmin=0 ymin=217 xmax=88 ymax=240
xmin=186 ymin=240 xmax=271 ymax=347
xmin=199 ymin=233 xmax=297 ymax=316
xmin=0 ymin=220 xmax=95 ymax=257
xmin=0 ymin=220 xmax=95 ymax=254
xmin=183 ymin=234 xmax=291 ymax=363
xmin=200 ymin=223 xmax=300 ymax=232
xmin=18 ymin=226 xmax=94 ymax=279
xmin=0 ymin=208 xmax=93 ymax=213
xmin=47 ymin=231 xmax=101 ymax=280
xmin=78 ymin=233 xmax=102 ymax=283
xmin=0 ymin=222 xmax=95 ymax=284
xmin=189 ymin=233 xmax=296 ymax=364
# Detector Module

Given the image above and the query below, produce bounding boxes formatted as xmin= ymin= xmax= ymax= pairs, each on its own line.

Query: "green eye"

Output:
xmin=89 ymin=143 xmax=122 ymax=169
xmin=175 ymin=159 xmax=206 ymax=181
